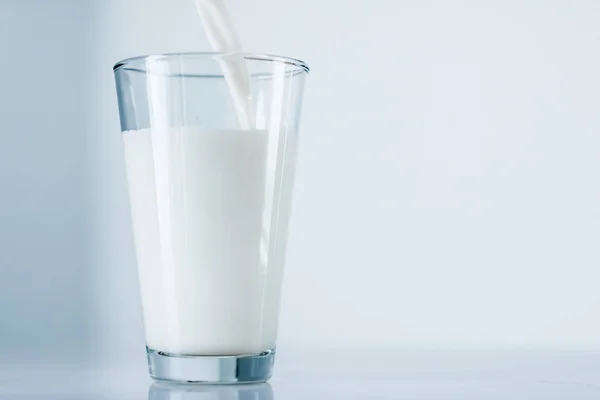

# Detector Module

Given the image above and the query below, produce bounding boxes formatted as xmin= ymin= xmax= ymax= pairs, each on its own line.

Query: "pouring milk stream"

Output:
xmin=194 ymin=0 xmax=254 ymax=128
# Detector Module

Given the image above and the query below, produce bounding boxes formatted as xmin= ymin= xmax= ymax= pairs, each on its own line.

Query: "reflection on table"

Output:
xmin=149 ymin=382 xmax=273 ymax=400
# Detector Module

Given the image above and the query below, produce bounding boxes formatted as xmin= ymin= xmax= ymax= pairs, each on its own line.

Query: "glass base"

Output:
xmin=146 ymin=347 xmax=276 ymax=384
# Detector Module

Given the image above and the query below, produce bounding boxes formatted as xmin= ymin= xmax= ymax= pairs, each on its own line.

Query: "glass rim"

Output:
xmin=113 ymin=52 xmax=310 ymax=75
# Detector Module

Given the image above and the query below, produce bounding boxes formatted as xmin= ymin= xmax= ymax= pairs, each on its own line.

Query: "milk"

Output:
xmin=194 ymin=0 xmax=254 ymax=128
xmin=123 ymin=127 xmax=297 ymax=355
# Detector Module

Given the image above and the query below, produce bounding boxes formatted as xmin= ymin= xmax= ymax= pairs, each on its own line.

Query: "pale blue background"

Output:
xmin=0 ymin=0 xmax=91 ymax=364
xmin=2 ymin=0 xmax=600 ymax=370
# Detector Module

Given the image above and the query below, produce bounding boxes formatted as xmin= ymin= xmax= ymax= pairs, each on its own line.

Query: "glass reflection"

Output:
xmin=149 ymin=382 xmax=273 ymax=400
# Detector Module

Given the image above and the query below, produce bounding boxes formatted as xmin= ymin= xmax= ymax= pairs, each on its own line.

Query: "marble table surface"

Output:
xmin=2 ymin=349 xmax=600 ymax=399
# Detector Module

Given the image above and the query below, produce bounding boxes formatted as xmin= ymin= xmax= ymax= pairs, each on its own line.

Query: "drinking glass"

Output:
xmin=113 ymin=53 xmax=309 ymax=383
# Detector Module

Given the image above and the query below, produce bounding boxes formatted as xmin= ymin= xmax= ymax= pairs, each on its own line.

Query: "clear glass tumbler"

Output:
xmin=113 ymin=53 xmax=309 ymax=383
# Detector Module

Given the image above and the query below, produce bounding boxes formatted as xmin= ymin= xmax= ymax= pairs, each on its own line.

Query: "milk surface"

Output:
xmin=123 ymin=127 xmax=297 ymax=355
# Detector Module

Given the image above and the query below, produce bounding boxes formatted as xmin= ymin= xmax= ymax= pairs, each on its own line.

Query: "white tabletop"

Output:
xmin=2 ymin=350 xmax=600 ymax=399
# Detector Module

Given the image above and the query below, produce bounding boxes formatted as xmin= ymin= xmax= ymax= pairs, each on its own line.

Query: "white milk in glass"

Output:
xmin=123 ymin=0 xmax=298 ymax=357
xmin=123 ymin=127 xmax=297 ymax=355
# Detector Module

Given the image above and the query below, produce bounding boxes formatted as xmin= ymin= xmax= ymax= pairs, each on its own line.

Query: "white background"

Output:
xmin=2 ymin=0 xmax=600 ymax=367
